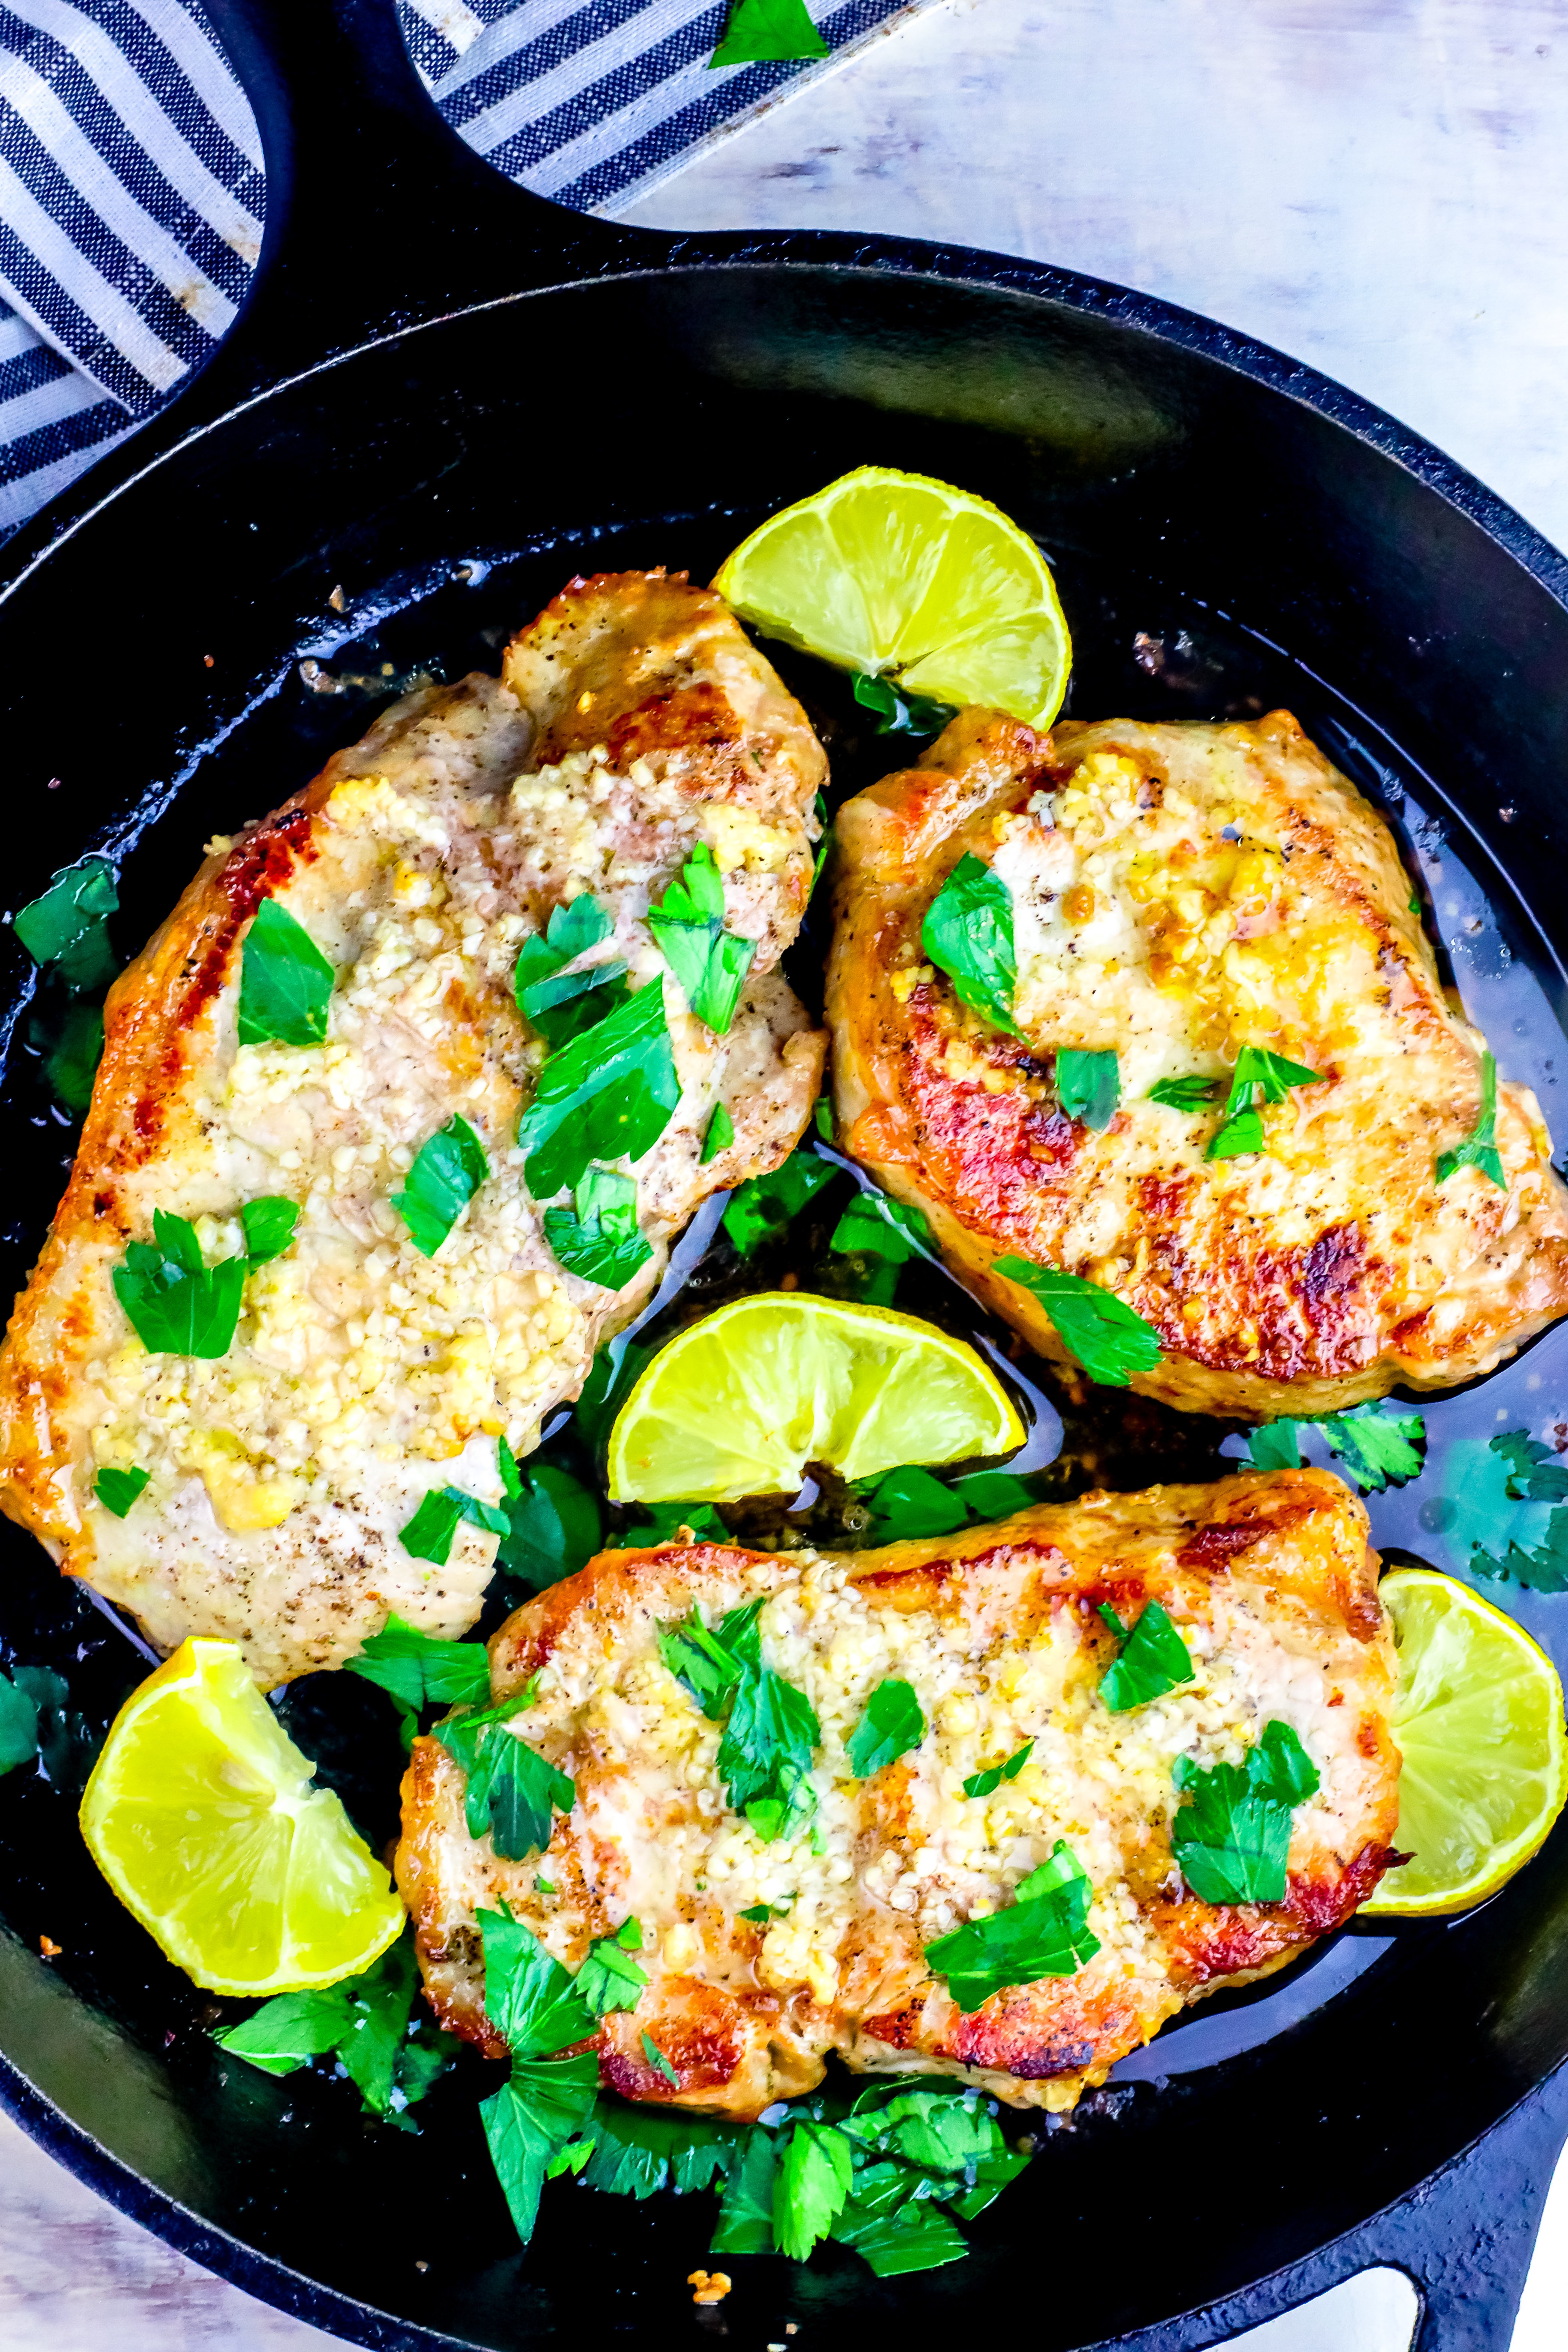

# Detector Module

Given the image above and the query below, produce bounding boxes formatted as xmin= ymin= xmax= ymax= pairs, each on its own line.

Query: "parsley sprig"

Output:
xmin=436 ymin=1682 xmax=575 ymax=1862
xmin=921 ymin=853 xmax=1019 ymax=1036
xmin=476 ymin=1907 xmax=601 ymax=2243
xmin=994 ymin=1253 xmax=1162 ymax=1386
xmin=647 ymin=844 xmax=756 ymax=1034
xmin=113 ymin=1202 xmax=295 ymax=1358
xmin=216 ymin=1932 xmax=455 ymax=2131
xmin=344 ymin=1610 xmax=490 ymax=1748
xmin=659 ymin=1598 xmax=821 ymax=1841
xmin=1245 ymin=1402 xmax=1427 ymax=1492
xmin=1171 ymin=1720 xmax=1319 ymax=1903
xmin=1435 ymin=1049 xmax=1507 ymax=1189
xmin=924 ymin=1842 xmax=1099 ymax=2012
xmin=1098 ymin=1600 xmax=1194 ymax=1712
xmin=1205 ymin=1046 xmax=1323 ymax=1160
xmin=712 ymin=2078 xmax=1028 ymax=2275
xmin=1461 ymin=1429 xmax=1568 ymax=1589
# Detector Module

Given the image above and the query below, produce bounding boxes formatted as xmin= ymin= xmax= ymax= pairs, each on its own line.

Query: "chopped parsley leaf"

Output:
xmin=850 ymin=671 xmax=954 ymax=737
xmin=1206 ymin=1046 xmax=1324 ymax=1160
xmin=920 ymin=852 xmax=1018 ymax=1036
xmin=438 ymin=1695 xmax=574 ymax=1861
xmin=498 ymin=1459 xmax=603 ymax=1594
xmin=846 ymin=1678 xmax=926 ymax=1777
xmin=399 ymin=1484 xmax=509 ymax=1566
xmin=1245 ymin=1421 xmax=1301 ymax=1471
xmin=862 ymin=1462 xmax=971 ymax=1542
xmin=543 ymin=1164 xmax=653 ymax=1289
xmin=1245 ymin=1403 xmax=1426 ymax=1492
xmin=830 ymin=1188 xmax=932 ymax=1263
xmin=1098 ymin=1599 xmax=1193 ymax=1712
xmin=112 ymin=1209 xmax=247 ymax=1357
xmin=701 ymin=1101 xmax=735 ymax=1163
xmin=924 ymin=1842 xmax=1098 ymax=2011
xmin=94 ymin=1465 xmax=149 ymax=1518
xmin=1146 ymin=1072 xmax=1224 ymax=1112
xmin=647 ymin=843 xmax=756 ymax=1034
xmin=235 ymin=898 xmax=335 ymax=1048
xmin=641 ymin=2032 xmax=681 ymax=2087
xmin=721 ymin=1142 xmax=837 ymax=1256
xmin=14 ymin=856 xmax=118 ymax=992
xmin=513 ymin=895 xmax=629 ymax=1049
xmin=994 ymin=1253 xmax=1162 ymax=1386
xmin=576 ymin=2097 xmax=744 ymax=2197
xmin=343 ymin=1609 xmax=490 ymax=1747
xmin=709 ymin=0 xmax=829 ymax=64
xmin=961 ymin=1740 xmax=1033 ymax=1800
xmin=0 ymin=1670 xmax=41 ymax=1775
xmin=1171 ymin=1719 xmax=1319 ymax=1903
xmin=1055 ymin=1048 xmax=1120 ymax=1131
xmin=238 ymin=1195 xmax=298 ymax=1262
xmin=1436 ymin=1049 xmax=1507 ymax=1189
xmin=517 ymin=979 xmax=680 ymax=1199
xmin=577 ymin=1919 xmax=648 ymax=2016
xmin=392 ymin=1115 xmax=489 ymax=1257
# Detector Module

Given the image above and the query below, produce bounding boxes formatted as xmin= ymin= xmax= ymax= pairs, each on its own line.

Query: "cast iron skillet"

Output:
xmin=4 ymin=2 xmax=1568 ymax=2345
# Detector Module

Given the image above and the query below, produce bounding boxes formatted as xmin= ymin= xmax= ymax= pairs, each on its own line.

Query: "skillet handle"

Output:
xmin=167 ymin=0 xmax=674 ymax=416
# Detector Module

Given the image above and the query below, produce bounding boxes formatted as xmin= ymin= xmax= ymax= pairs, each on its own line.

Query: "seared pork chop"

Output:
xmin=828 ymin=707 xmax=1568 ymax=1417
xmin=396 ymin=1468 xmax=1398 ymax=2116
xmin=0 ymin=574 xmax=825 ymax=1687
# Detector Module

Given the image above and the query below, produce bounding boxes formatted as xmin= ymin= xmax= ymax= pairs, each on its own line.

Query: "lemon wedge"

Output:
xmin=605 ymin=1291 xmax=1024 ymax=1504
xmin=79 ymin=1637 xmax=404 ymax=1993
xmin=1363 ymin=1567 xmax=1568 ymax=1916
xmin=713 ymin=466 xmax=1071 ymax=728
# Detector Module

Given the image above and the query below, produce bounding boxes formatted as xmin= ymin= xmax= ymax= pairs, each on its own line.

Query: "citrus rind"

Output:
xmin=1362 ymin=1567 xmax=1568 ymax=1918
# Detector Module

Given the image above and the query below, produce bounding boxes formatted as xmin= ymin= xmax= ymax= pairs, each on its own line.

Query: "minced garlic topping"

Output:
xmin=506 ymin=1547 xmax=1355 ymax=2016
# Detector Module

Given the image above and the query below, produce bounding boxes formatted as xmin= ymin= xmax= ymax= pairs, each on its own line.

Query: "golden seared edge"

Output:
xmin=396 ymin=1467 xmax=1399 ymax=2118
xmin=0 ymin=573 xmax=825 ymax=1687
xmin=826 ymin=706 xmax=1568 ymax=1418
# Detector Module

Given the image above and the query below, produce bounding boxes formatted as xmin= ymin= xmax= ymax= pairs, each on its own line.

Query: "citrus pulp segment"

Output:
xmin=713 ymin=467 xmax=1072 ymax=729
xmin=605 ymin=1292 xmax=1024 ymax=1504
xmin=1363 ymin=1567 xmax=1568 ymax=1916
xmin=79 ymin=1637 xmax=404 ymax=1993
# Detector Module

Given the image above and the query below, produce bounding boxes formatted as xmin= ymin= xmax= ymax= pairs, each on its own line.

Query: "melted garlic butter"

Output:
xmin=507 ymin=1553 xmax=1359 ymax=2013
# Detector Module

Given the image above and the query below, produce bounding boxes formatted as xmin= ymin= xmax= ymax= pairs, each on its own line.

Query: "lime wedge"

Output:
xmin=714 ymin=466 xmax=1071 ymax=728
xmin=605 ymin=1292 xmax=1023 ymax=1503
xmin=1363 ymin=1568 xmax=1568 ymax=1916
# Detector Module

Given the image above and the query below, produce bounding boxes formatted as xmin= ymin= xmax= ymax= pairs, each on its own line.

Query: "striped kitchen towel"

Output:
xmin=0 ymin=0 xmax=931 ymax=544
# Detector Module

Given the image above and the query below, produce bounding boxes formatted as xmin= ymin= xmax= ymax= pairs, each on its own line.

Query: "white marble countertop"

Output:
xmin=5 ymin=1 xmax=1568 ymax=2344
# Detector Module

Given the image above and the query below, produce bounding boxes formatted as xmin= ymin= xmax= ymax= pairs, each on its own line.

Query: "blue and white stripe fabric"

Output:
xmin=0 ymin=0 xmax=928 ymax=544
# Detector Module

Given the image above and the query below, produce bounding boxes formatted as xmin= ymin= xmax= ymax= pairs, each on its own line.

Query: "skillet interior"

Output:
xmin=3 ymin=262 xmax=1568 ymax=2349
